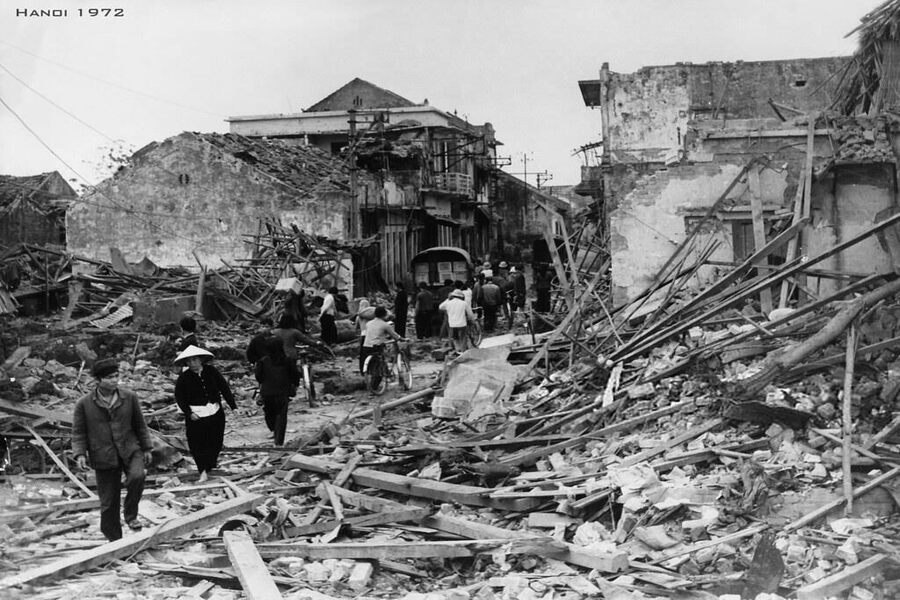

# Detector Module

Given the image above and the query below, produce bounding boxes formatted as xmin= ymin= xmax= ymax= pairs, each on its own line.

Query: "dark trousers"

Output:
xmin=358 ymin=338 xmax=366 ymax=374
xmin=415 ymin=311 xmax=433 ymax=339
xmin=262 ymin=394 xmax=289 ymax=446
xmin=185 ymin=408 xmax=225 ymax=474
xmin=483 ymin=304 xmax=498 ymax=332
xmin=320 ymin=314 xmax=337 ymax=345
xmin=95 ymin=452 xmax=145 ymax=541
xmin=395 ymin=309 xmax=407 ymax=337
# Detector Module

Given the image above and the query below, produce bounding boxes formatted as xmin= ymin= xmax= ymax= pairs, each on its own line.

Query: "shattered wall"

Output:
xmin=610 ymin=132 xmax=900 ymax=303
xmin=603 ymin=57 xmax=848 ymax=164
xmin=67 ymin=133 xmax=352 ymax=269
xmin=610 ymin=162 xmax=792 ymax=303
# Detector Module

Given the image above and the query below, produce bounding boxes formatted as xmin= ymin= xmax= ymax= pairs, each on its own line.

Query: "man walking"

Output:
xmin=480 ymin=276 xmax=502 ymax=332
xmin=72 ymin=358 xmax=152 ymax=541
xmin=439 ymin=290 xmax=475 ymax=352
xmin=414 ymin=282 xmax=435 ymax=339
xmin=319 ymin=286 xmax=339 ymax=345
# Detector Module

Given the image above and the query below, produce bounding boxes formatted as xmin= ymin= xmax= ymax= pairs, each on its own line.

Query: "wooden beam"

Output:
xmin=323 ymin=482 xmax=344 ymax=522
xmin=844 ymin=324 xmax=858 ymax=514
xmin=780 ymin=118 xmax=815 ymax=308
xmin=285 ymin=507 xmax=432 ymax=538
xmin=420 ymin=514 xmax=628 ymax=573
xmin=785 ymin=467 xmax=900 ymax=532
xmin=287 ymin=455 xmax=541 ymax=512
xmin=748 ymin=165 xmax=773 ymax=314
xmin=796 ymin=554 xmax=888 ymax=600
xmin=0 ymin=399 xmax=72 ymax=426
xmin=254 ymin=537 xmax=560 ymax=560
xmin=0 ymin=494 xmax=263 ymax=588
xmin=648 ymin=523 xmax=767 ymax=565
xmin=301 ymin=454 xmax=361 ymax=526
xmin=23 ymin=425 xmax=96 ymax=499
xmin=347 ymin=388 xmax=433 ymax=421
xmin=223 ymin=530 xmax=283 ymax=600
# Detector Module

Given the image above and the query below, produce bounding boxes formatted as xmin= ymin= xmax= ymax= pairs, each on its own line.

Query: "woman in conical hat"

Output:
xmin=173 ymin=345 xmax=236 ymax=482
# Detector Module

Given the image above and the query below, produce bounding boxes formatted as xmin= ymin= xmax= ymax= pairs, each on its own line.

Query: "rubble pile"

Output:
xmin=4 ymin=201 xmax=900 ymax=599
xmin=825 ymin=114 xmax=897 ymax=165
xmin=0 ymin=220 xmax=381 ymax=325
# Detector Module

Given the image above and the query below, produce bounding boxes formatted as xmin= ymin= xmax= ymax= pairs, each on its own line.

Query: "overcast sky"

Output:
xmin=0 ymin=0 xmax=884 ymax=191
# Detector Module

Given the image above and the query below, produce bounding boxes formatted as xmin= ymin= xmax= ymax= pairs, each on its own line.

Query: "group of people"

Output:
xmin=409 ymin=260 xmax=530 ymax=349
xmin=69 ymin=267 xmax=546 ymax=542
xmin=71 ymin=334 xmax=236 ymax=541
xmin=71 ymin=308 xmax=327 ymax=541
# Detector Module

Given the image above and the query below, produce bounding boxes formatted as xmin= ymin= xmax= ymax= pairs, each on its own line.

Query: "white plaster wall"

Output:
xmin=610 ymin=163 xmax=791 ymax=303
xmin=608 ymin=71 xmax=691 ymax=155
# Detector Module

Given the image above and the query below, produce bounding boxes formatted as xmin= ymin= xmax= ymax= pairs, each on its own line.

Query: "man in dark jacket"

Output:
xmin=414 ymin=282 xmax=435 ymax=339
xmin=72 ymin=358 xmax=152 ymax=541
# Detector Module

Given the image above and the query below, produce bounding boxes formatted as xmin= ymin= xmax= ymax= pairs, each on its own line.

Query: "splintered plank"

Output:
xmin=24 ymin=425 xmax=96 ymax=499
xmin=285 ymin=507 xmax=432 ymax=537
xmin=748 ymin=165 xmax=773 ymax=314
xmin=223 ymin=530 xmax=283 ymax=600
xmin=287 ymin=455 xmax=541 ymax=511
xmin=0 ymin=494 xmax=263 ymax=589
xmin=0 ymin=399 xmax=72 ymax=427
xmin=796 ymin=554 xmax=888 ymax=600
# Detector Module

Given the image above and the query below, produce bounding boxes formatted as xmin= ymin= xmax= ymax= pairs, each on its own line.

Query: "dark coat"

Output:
xmin=255 ymin=356 xmax=300 ymax=397
xmin=174 ymin=364 xmax=236 ymax=417
xmin=72 ymin=386 xmax=152 ymax=470
xmin=177 ymin=333 xmax=199 ymax=352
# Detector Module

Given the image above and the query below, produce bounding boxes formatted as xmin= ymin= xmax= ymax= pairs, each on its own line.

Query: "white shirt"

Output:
xmin=439 ymin=297 xmax=475 ymax=328
xmin=463 ymin=288 xmax=473 ymax=308
xmin=321 ymin=293 xmax=336 ymax=316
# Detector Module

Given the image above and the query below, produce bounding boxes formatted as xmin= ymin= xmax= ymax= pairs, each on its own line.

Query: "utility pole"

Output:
xmin=536 ymin=171 xmax=553 ymax=190
xmin=348 ymin=109 xmax=359 ymax=239
xmin=522 ymin=152 xmax=529 ymax=187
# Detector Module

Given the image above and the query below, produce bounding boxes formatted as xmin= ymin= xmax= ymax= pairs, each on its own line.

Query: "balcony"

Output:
xmin=428 ymin=172 xmax=473 ymax=197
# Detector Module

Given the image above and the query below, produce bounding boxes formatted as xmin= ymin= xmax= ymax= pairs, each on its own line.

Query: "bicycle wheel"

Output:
xmin=301 ymin=363 xmax=316 ymax=403
xmin=467 ymin=320 xmax=483 ymax=348
xmin=396 ymin=352 xmax=412 ymax=390
xmin=364 ymin=355 xmax=387 ymax=395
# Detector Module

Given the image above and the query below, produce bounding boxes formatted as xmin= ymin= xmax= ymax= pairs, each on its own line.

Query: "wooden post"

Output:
xmin=780 ymin=117 xmax=815 ymax=308
xmin=843 ymin=323 xmax=858 ymax=514
xmin=748 ymin=165 xmax=773 ymax=315
xmin=196 ymin=266 xmax=207 ymax=316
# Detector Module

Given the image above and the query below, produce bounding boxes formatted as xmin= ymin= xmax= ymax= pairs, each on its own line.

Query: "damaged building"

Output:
xmin=0 ymin=171 xmax=75 ymax=248
xmin=575 ymin=56 xmax=900 ymax=307
xmin=67 ymin=131 xmax=376 ymax=275
xmin=228 ymin=78 xmax=569 ymax=281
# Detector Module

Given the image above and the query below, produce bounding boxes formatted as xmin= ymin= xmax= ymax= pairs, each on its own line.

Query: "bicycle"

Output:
xmin=296 ymin=345 xmax=317 ymax=406
xmin=363 ymin=339 xmax=412 ymax=396
xmin=467 ymin=306 xmax=484 ymax=348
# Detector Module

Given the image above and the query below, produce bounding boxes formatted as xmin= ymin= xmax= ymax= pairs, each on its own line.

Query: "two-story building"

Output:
xmin=228 ymin=78 xmax=567 ymax=283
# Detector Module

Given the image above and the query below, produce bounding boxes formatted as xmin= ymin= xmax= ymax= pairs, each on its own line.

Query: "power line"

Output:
xmin=0 ymin=91 xmax=207 ymax=244
xmin=0 ymin=61 xmax=118 ymax=143
xmin=0 ymin=93 xmax=85 ymax=184
xmin=1 ymin=40 xmax=225 ymax=119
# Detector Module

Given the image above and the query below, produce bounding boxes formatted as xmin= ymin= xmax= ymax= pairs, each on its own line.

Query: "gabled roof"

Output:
xmin=0 ymin=172 xmax=75 ymax=214
xmin=306 ymin=78 xmax=419 ymax=112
